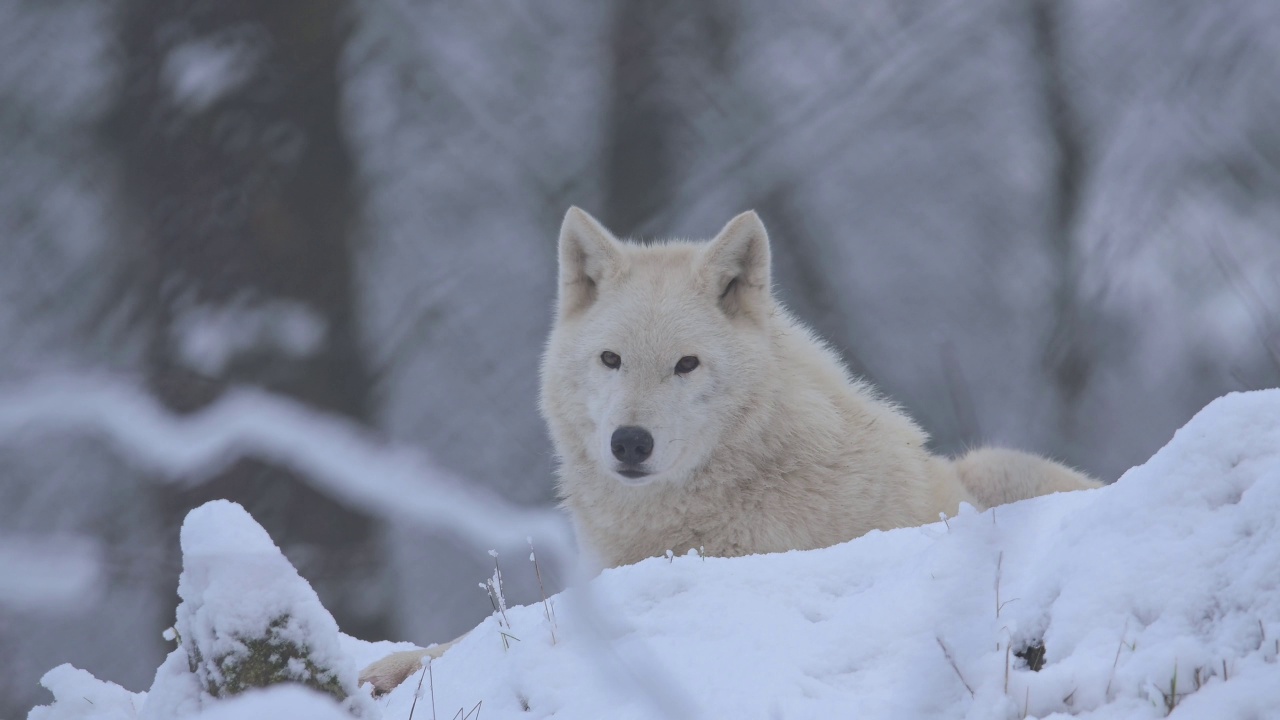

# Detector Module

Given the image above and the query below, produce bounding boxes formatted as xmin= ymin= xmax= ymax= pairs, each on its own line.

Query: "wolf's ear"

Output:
xmin=558 ymin=206 xmax=623 ymax=317
xmin=699 ymin=210 xmax=772 ymax=321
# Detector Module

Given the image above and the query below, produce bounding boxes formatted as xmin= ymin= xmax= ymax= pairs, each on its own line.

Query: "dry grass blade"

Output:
xmin=995 ymin=552 xmax=1002 ymax=618
xmin=406 ymin=658 xmax=435 ymax=720
xmin=935 ymin=636 xmax=974 ymax=697
xmin=529 ymin=537 xmax=558 ymax=644
xmin=1160 ymin=661 xmax=1180 ymax=714
xmin=1104 ymin=620 xmax=1129 ymax=698
xmin=482 ymin=551 xmax=514 ymax=650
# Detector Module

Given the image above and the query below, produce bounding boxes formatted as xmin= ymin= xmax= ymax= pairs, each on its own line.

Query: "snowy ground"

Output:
xmin=26 ymin=389 xmax=1280 ymax=720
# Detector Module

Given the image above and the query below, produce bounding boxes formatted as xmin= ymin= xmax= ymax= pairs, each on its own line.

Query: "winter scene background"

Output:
xmin=3 ymin=1 xmax=1280 ymax=718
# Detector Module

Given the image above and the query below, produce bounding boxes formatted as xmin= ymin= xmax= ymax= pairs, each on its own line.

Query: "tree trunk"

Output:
xmin=603 ymin=0 xmax=736 ymax=235
xmin=1029 ymin=0 xmax=1094 ymax=460
xmin=111 ymin=0 xmax=388 ymax=640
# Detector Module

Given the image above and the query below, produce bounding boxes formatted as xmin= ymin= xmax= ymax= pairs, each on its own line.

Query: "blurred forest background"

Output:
xmin=3 ymin=0 xmax=1280 ymax=714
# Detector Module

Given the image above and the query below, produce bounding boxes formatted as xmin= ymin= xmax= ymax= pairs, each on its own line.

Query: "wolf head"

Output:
xmin=541 ymin=207 xmax=776 ymax=488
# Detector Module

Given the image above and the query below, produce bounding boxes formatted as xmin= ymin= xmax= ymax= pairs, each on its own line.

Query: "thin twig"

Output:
xmin=482 ymin=551 xmax=513 ymax=650
xmin=407 ymin=658 xmax=434 ymax=720
xmin=529 ymin=537 xmax=557 ymax=644
xmin=936 ymin=636 xmax=974 ymax=697
xmin=1104 ymin=619 xmax=1129 ymax=697
xmin=995 ymin=552 xmax=1003 ymax=618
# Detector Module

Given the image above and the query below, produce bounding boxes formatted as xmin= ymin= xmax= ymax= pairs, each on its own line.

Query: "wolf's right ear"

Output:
xmin=557 ymin=207 xmax=622 ymax=317
xmin=699 ymin=210 xmax=772 ymax=322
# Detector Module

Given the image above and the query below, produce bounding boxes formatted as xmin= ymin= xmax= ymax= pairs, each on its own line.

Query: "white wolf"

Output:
xmin=543 ymin=207 xmax=1097 ymax=565
xmin=359 ymin=208 xmax=1098 ymax=693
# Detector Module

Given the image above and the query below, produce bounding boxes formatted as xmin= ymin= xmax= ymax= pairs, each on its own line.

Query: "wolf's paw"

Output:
xmin=358 ymin=648 xmax=432 ymax=696
xmin=358 ymin=640 xmax=459 ymax=696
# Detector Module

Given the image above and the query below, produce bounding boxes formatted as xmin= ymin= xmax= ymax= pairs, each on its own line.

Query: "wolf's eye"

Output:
xmin=675 ymin=355 xmax=700 ymax=374
xmin=601 ymin=351 xmax=621 ymax=369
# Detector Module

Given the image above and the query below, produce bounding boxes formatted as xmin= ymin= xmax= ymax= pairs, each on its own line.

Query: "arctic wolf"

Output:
xmin=542 ymin=207 xmax=1097 ymax=567
xmin=359 ymin=208 xmax=1098 ymax=693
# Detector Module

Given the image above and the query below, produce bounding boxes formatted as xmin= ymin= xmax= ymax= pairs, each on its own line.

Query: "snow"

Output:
xmin=26 ymin=388 xmax=1280 ymax=719
xmin=181 ymin=685 xmax=353 ymax=720
xmin=0 ymin=534 xmax=103 ymax=611
xmin=0 ymin=375 xmax=575 ymax=562
xmin=172 ymin=296 xmax=328 ymax=377
xmin=162 ymin=37 xmax=259 ymax=113
xmin=28 ymin=673 xmax=350 ymax=720
xmin=27 ymin=665 xmax=141 ymax=720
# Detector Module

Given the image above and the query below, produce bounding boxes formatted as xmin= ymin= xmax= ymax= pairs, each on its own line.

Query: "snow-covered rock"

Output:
xmin=28 ymin=390 xmax=1280 ymax=719
xmin=31 ymin=499 xmax=373 ymax=717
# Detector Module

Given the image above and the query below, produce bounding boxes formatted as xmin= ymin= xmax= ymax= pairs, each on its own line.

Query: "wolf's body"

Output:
xmin=358 ymin=208 xmax=1098 ymax=694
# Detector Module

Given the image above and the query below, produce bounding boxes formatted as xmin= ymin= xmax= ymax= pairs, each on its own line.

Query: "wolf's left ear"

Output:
xmin=557 ymin=206 xmax=623 ymax=317
xmin=699 ymin=211 xmax=772 ymax=321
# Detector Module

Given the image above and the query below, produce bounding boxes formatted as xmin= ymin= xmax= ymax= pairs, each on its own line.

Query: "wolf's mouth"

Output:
xmin=616 ymin=468 xmax=650 ymax=480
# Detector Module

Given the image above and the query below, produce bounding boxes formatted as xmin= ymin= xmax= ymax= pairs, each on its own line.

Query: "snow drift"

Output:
xmin=28 ymin=389 xmax=1280 ymax=719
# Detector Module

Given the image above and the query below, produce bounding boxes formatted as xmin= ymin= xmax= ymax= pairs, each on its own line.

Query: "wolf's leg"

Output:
xmin=952 ymin=448 xmax=1099 ymax=508
xmin=358 ymin=634 xmax=464 ymax=696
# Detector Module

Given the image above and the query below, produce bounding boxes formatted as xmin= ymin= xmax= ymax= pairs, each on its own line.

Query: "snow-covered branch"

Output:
xmin=0 ymin=375 xmax=574 ymax=561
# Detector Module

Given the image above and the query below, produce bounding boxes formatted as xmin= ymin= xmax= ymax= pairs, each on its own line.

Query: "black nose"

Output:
xmin=611 ymin=426 xmax=654 ymax=464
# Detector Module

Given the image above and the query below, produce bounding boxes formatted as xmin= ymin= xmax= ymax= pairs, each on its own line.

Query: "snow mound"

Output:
xmin=169 ymin=685 xmax=353 ymax=720
xmin=135 ymin=500 xmax=371 ymax=719
xmin=28 ymin=665 xmax=141 ymax=720
xmin=28 ymin=390 xmax=1280 ymax=719
xmin=27 ymin=670 xmax=346 ymax=720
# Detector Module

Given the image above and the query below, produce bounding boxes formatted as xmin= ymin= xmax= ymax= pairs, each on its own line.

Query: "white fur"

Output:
xmin=359 ymin=207 xmax=1099 ymax=695
xmin=356 ymin=641 xmax=456 ymax=696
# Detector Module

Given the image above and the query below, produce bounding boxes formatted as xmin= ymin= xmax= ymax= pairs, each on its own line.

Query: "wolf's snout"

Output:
xmin=611 ymin=426 xmax=654 ymax=464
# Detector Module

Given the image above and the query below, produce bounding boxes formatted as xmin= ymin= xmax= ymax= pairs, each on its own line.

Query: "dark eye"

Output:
xmin=601 ymin=351 xmax=621 ymax=369
xmin=675 ymin=355 xmax=700 ymax=374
